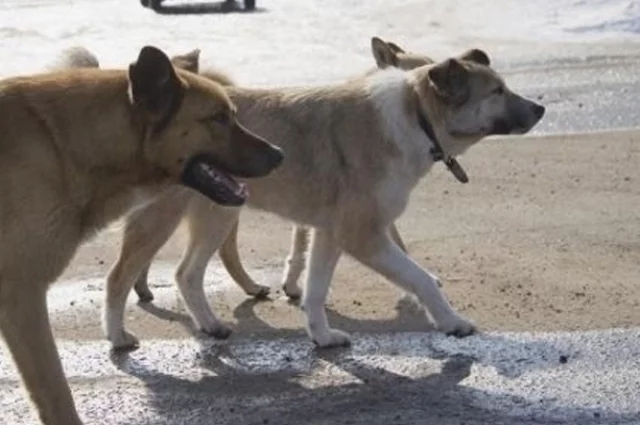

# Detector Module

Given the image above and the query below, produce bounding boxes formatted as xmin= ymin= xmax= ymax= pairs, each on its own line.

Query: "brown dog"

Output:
xmin=0 ymin=46 xmax=282 ymax=425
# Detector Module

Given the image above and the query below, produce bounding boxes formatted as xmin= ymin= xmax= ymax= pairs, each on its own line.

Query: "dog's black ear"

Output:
xmin=457 ymin=48 xmax=490 ymax=66
xmin=128 ymin=46 xmax=183 ymax=122
xmin=371 ymin=36 xmax=398 ymax=68
xmin=171 ymin=48 xmax=201 ymax=73
xmin=428 ymin=58 xmax=469 ymax=104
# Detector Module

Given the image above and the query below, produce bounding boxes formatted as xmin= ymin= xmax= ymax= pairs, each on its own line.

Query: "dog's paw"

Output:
xmin=245 ymin=284 xmax=271 ymax=299
xmin=282 ymin=282 xmax=302 ymax=300
xmin=200 ymin=322 xmax=233 ymax=340
xmin=311 ymin=328 xmax=352 ymax=348
xmin=437 ymin=314 xmax=477 ymax=338
xmin=135 ymin=287 xmax=155 ymax=303
xmin=110 ymin=330 xmax=140 ymax=351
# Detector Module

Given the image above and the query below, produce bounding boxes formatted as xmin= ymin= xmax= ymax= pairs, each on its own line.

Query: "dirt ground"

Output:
xmin=45 ymin=129 xmax=640 ymax=344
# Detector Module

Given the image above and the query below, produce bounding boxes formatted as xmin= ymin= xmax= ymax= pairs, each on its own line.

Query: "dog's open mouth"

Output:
xmin=180 ymin=154 xmax=248 ymax=206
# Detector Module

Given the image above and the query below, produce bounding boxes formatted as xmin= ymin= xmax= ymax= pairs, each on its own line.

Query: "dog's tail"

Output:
xmin=48 ymin=46 xmax=100 ymax=71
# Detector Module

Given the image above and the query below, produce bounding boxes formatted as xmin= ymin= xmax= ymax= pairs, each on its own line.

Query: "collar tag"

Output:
xmin=418 ymin=110 xmax=469 ymax=184
xmin=445 ymin=157 xmax=469 ymax=183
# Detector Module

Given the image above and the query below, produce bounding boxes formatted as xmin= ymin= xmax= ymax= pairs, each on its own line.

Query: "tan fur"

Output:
xmin=180 ymin=38 xmax=482 ymax=300
xmin=48 ymin=46 xmax=100 ymax=70
xmin=370 ymin=36 xmax=435 ymax=70
xmin=129 ymin=38 xmax=433 ymax=301
xmin=102 ymin=42 xmax=545 ymax=349
xmin=0 ymin=46 xmax=281 ymax=425
xmin=54 ymin=39 xmax=429 ymax=302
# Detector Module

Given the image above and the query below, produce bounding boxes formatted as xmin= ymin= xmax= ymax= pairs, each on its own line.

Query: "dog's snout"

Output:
xmin=532 ymin=103 xmax=545 ymax=120
xmin=267 ymin=145 xmax=285 ymax=169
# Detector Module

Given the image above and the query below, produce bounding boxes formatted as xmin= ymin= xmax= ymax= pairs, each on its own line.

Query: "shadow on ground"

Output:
xmin=138 ymin=295 xmax=572 ymax=378
xmin=109 ymin=342 xmax=627 ymax=425
xmin=104 ymin=297 xmax=636 ymax=425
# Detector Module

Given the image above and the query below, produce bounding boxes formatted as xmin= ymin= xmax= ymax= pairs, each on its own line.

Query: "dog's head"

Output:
xmin=49 ymin=46 xmax=100 ymax=71
xmin=128 ymin=46 xmax=283 ymax=206
xmin=371 ymin=37 xmax=435 ymax=70
xmin=413 ymin=49 xmax=544 ymax=145
xmin=169 ymin=48 xmax=201 ymax=73
xmin=169 ymin=49 xmax=236 ymax=87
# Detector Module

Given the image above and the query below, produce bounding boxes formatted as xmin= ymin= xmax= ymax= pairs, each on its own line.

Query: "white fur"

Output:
xmin=366 ymin=69 xmax=435 ymax=223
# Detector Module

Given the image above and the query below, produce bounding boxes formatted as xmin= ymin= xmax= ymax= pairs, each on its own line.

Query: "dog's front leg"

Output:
xmin=345 ymin=232 xmax=476 ymax=337
xmin=302 ymin=228 xmax=350 ymax=347
xmin=0 ymin=284 xmax=83 ymax=425
xmin=388 ymin=223 xmax=407 ymax=253
xmin=281 ymin=225 xmax=310 ymax=299
xmin=105 ymin=190 xmax=189 ymax=350
xmin=175 ymin=200 xmax=241 ymax=338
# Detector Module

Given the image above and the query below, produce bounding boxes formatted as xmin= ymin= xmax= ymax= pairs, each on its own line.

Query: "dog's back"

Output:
xmin=48 ymin=46 xmax=100 ymax=71
xmin=50 ymin=46 xmax=236 ymax=88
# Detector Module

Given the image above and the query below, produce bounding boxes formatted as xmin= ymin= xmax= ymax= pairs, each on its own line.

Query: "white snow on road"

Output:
xmin=1 ymin=0 xmax=640 ymax=84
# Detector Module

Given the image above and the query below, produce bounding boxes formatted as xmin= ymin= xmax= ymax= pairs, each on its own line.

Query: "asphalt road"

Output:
xmin=2 ymin=330 xmax=640 ymax=424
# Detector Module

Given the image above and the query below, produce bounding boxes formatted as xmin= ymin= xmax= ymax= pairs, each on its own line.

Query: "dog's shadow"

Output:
xmin=148 ymin=0 xmax=266 ymax=15
xmin=108 ymin=344 xmax=475 ymax=424
xmin=107 ymin=337 xmax=627 ymax=425
xmin=138 ymin=291 xmax=432 ymax=341
xmin=139 ymin=293 xmax=575 ymax=380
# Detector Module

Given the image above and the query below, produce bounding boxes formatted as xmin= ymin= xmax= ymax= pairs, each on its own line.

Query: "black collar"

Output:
xmin=417 ymin=109 xmax=469 ymax=184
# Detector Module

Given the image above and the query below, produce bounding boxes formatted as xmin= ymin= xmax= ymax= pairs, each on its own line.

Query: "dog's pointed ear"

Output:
xmin=386 ymin=41 xmax=406 ymax=54
xmin=457 ymin=48 xmax=490 ymax=66
xmin=171 ymin=48 xmax=201 ymax=73
xmin=428 ymin=58 xmax=469 ymax=104
xmin=371 ymin=36 xmax=398 ymax=68
xmin=128 ymin=46 xmax=184 ymax=122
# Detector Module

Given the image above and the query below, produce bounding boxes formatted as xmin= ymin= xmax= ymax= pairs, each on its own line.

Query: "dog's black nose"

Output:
xmin=532 ymin=103 xmax=545 ymax=119
xmin=267 ymin=145 xmax=284 ymax=169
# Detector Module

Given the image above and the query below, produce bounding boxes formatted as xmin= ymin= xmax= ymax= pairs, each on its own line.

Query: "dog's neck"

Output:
xmin=416 ymin=107 xmax=469 ymax=184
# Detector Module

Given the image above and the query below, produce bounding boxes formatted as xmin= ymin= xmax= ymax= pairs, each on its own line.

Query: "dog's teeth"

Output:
xmin=200 ymin=164 xmax=221 ymax=181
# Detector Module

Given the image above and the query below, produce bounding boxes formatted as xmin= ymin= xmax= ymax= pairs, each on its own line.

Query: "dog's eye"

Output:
xmin=492 ymin=86 xmax=505 ymax=95
xmin=211 ymin=112 xmax=230 ymax=125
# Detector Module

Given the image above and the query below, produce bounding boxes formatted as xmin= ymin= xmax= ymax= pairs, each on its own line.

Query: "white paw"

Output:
xmin=436 ymin=314 xmax=477 ymax=337
xmin=311 ymin=328 xmax=352 ymax=348
xmin=200 ymin=321 xmax=233 ymax=340
xmin=110 ymin=330 xmax=140 ymax=350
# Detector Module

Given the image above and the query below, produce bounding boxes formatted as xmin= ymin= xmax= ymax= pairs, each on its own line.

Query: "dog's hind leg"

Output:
xmin=105 ymin=191 xmax=188 ymax=350
xmin=218 ymin=220 xmax=270 ymax=298
xmin=343 ymin=231 xmax=475 ymax=337
xmin=0 ymin=283 xmax=83 ymax=425
xmin=133 ymin=265 xmax=154 ymax=302
xmin=175 ymin=198 xmax=240 ymax=338
xmin=284 ymin=224 xmax=402 ymax=301
xmin=281 ymin=225 xmax=310 ymax=300
xmin=137 ymin=224 xmax=264 ymax=304
xmin=302 ymin=228 xmax=349 ymax=347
